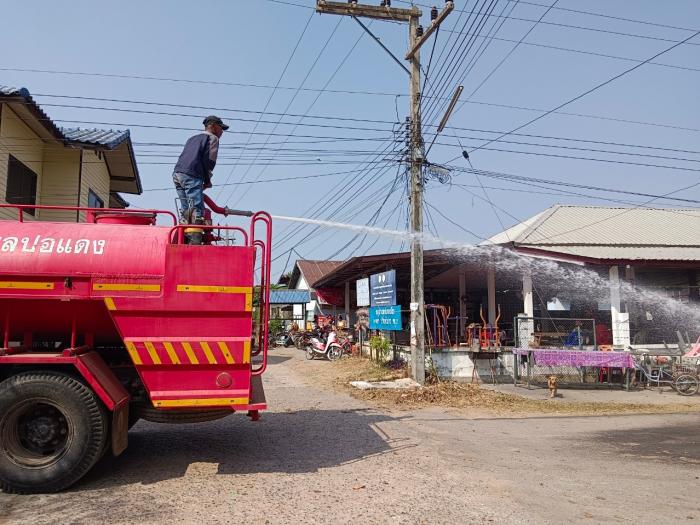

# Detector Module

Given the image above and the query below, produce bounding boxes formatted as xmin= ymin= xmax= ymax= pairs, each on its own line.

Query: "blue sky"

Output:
xmin=2 ymin=0 xmax=699 ymax=277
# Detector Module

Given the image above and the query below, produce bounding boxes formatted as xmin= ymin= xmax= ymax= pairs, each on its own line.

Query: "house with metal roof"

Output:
xmin=312 ymin=205 xmax=699 ymax=355
xmin=484 ymin=205 xmax=700 ymax=265
xmin=0 ymin=86 xmax=142 ymax=221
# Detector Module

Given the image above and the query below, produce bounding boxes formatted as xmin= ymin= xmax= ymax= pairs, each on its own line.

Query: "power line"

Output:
xmin=449 ymin=27 xmax=700 ymax=160
xmin=222 ymin=16 xmax=345 ymax=200
xmin=398 ymin=3 xmax=700 ymax=48
xmin=0 ymin=67 xmax=403 ymax=97
xmin=445 ymin=165 xmax=700 ymax=204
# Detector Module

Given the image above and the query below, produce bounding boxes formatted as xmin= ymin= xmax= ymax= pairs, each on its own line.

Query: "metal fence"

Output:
xmin=512 ymin=350 xmax=631 ymax=388
xmin=514 ymin=316 xmax=597 ymax=350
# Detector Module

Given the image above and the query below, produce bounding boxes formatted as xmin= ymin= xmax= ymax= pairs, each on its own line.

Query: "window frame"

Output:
xmin=87 ymin=189 xmax=104 ymax=209
xmin=6 ymin=155 xmax=38 ymax=216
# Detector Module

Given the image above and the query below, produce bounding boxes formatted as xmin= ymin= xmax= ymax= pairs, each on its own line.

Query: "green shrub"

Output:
xmin=269 ymin=319 xmax=284 ymax=335
xmin=369 ymin=335 xmax=391 ymax=362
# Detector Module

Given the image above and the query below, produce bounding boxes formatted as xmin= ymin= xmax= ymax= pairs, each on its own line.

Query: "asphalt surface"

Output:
xmin=1 ymin=347 xmax=698 ymax=524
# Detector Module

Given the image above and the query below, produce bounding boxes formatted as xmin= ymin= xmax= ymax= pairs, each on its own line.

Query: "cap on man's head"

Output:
xmin=203 ymin=115 xmax=229 ymax=131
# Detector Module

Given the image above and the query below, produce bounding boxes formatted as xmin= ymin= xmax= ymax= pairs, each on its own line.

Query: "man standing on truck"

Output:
xmin=173 ymin=115 xmax=229 ymax=223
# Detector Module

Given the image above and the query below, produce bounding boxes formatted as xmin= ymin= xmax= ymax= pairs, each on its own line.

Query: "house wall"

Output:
xmin=77 ymin=150 xmax=110 ymax=222
xmin=0 ymin=104 xmax=43 ymax=221
xmin=38 ymin=145 xmax=80 ymax=222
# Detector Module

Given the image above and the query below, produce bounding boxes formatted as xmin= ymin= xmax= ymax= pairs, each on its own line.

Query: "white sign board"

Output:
xmin=356 ymin=278 xmax=370 ymax=307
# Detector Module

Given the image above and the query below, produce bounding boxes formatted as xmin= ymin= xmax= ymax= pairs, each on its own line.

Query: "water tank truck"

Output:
xmin=0 ymin=197 xmax=271 ymax=493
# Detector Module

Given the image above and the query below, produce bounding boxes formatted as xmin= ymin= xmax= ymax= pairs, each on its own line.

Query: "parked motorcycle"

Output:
xmin=305 ymin=329 xmax=343 ymax=361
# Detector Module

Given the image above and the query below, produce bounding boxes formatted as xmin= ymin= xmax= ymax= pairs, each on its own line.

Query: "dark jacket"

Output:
xmin=173 ymin=131 xmax=220 ymax=181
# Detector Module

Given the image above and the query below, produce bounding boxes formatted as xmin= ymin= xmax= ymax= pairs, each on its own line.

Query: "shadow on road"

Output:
xmin=590 ymin=421 xmax=700 ymax=463
xmin=266 ymin=354 xmax=293 ymax=365
xmin=77 ymin=408 xmax=412 ymax=490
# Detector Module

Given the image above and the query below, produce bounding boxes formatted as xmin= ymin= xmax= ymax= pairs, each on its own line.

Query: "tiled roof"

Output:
xmin=485 ymin=205 xmax=700 ymax=262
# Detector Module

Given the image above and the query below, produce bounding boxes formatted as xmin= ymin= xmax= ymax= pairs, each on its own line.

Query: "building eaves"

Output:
xmin=0 ymin=86 xmax=65 ymax=141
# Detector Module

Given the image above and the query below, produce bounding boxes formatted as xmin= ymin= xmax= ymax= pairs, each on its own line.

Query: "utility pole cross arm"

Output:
xmin=316 ymin=0 xmax=418 ymax=22
xmin=405 ymin=1 xmax=454 ymax=60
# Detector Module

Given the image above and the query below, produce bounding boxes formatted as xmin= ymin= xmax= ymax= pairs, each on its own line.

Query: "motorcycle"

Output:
xmin=305 ymin=329 xmax=343 ymax=361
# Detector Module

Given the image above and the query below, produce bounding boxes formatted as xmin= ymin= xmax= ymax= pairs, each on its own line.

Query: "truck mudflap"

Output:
xmin=243 ymin=375 xmax=266 ymax=421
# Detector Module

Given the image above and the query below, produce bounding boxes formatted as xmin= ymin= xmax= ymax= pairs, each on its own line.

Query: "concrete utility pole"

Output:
xmin=316 ymin=0 xmax=453 ymax=385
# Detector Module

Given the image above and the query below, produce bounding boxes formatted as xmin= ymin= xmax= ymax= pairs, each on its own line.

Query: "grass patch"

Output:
xmin=332 ymin=356 xmax=700 ymax=416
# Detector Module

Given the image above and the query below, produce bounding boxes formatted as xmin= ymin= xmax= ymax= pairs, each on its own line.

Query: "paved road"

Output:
xmin=1 ymin=348 xmax=698 ymax=524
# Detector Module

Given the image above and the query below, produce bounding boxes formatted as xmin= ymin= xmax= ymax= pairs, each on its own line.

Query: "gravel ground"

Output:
xmin=1 ymin=347 xmax=698 ymax=524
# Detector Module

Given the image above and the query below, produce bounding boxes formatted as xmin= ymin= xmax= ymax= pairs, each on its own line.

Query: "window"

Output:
xmin=88 ymin=189 xmax=104 ymax=208
xmin=6 ymin=155 xmax=37 ymax=216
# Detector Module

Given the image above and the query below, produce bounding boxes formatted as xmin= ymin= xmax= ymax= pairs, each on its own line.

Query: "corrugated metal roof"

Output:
xmin=269 ymin=290 xmax=311 ymax=304
xmin=485 ymin=205 xmax=700 ymax=262
xmin=519 ymin=245 xmax=700 ymax=262
xmin=61 ymin=128 xmax=130 ymax=149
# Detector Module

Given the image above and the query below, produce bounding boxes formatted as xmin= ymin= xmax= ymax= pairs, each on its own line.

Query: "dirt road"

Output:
xmin=1 ymin=347 xmax=698 ymax=524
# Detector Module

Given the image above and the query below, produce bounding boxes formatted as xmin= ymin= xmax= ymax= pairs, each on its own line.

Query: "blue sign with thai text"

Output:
xmin=369 ymin=306 xmax=402 ymax=331
xmin=370 ymin=270 xmax=396 ymax=306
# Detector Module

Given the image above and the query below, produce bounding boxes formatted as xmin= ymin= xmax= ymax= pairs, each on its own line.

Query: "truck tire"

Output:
xmin=0 ymin=372 xmax=108 ymax=494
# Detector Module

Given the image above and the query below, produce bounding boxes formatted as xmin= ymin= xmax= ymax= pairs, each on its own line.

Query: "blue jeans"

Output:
xmin=173 ymin=172 xmax=204 ymax=222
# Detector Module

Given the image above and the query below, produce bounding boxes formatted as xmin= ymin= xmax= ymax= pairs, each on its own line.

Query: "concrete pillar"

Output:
xmin=459 ymin=271 xmax=466 ymax=338
xmin=516 ymin=272 xmax=536 ymax=348
xmin=609 ymin=266 xmax=630 ymax=347
xmin=522 ymin=272 xmax=534 ymax=317
xmin=487 ymin=267 xmax=496 ymax=324
xmin=344 ymin=281 xmax=351 ymax=328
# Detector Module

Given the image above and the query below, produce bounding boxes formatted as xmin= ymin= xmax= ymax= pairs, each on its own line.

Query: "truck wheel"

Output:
xmin=0 ymin=372 xmax=108 ymax=494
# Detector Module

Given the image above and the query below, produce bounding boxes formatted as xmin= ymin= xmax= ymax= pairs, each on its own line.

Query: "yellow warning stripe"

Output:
xmin=125 ymin=341 xmax=142 ymax=365
xmin=94 ymin=283 xmax=161 ymax=292
xmin=0 ymin=281 xmax=53 ymax=290
xmin=163 ymin=342 xmax=181 ymax=365
xmin=200 ymin=341 xmax=217 ymax=365
xmin=153 ymin=397 xmax=249 ymax=408
xmin=104 ymin=297 xmax=116 ymax=311
xmin=181 ymin=342 xmax=199 ymax=365
xmin=144 ymin=341 xmax=161 ymax=365
xmin=176 ymin=285 xmax=251 ymax=294
xmin=218 ymin=341 xmax=235 ymax=364
xmin=243 ymin=340 xmax=251 ymax=364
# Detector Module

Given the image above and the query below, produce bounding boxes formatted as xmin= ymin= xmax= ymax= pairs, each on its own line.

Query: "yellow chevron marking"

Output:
xmin=200 ymin=342 xmax=217 ymax=364
xmin=0 ymin=281 xmax=53 ymax=290
xmin=244 ymin=293 xmax=252 ymax=312
xmin=144 ymin=341 xmax=161 ymax=365
xmin=181 ymin=342 xmax=199 ymax=365
xmin=125 ymin=341 xmax=142 ymax=365
xmin=163 ymin=342 xmax=180 ymax=365
xmin=243 ymin=340 xmax=251 ymax=364
xmin=218 ymin=342 xmax=235 ymax=364
xmin=153 ymin=397 xmax=249 ymax=408
xmin=104 ymin=297 xmax=116 ymax=311
xmin=93 ymin=283 xmax=161 ymax=292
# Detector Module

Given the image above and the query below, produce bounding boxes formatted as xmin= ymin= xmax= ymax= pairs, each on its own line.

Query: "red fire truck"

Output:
xmin=0 ymin=199 xmax=271 ymax=493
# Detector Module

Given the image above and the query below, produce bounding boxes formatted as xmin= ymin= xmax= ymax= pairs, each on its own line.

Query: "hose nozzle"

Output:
xmin=224 ymin=207 xmax=254 ymax=217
